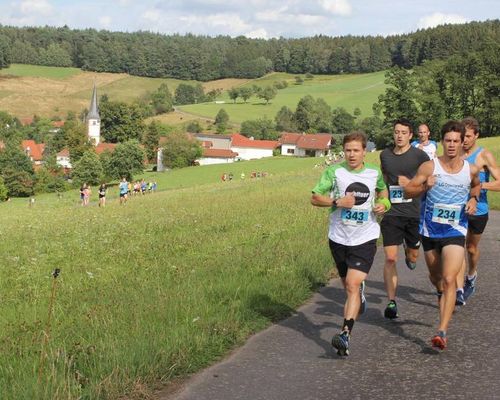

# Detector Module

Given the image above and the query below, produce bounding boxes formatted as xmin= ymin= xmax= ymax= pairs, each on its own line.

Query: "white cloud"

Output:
xmin=179 ymin=13 xmax=252 ymax=33
xmin=19 ymin=0 xmax=53 ymax=16
xmin=99 ymin=16 xmax=112 ymax=28
xmin=245 ymin=28 xmax=269 ymax=39
xmin=418 ymin=13 xmax=468 ymax=29
xmin=141 ymin=9 xmax=161 ymax=23
xmin=319 ymin=0 xmax=352 ymax=16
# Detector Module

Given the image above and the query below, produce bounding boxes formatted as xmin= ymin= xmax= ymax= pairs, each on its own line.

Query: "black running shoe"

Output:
xmin=331 ymin=330 xmax=350 ymax=356
xmin=384 ymin=300 xmax=398 ymax=319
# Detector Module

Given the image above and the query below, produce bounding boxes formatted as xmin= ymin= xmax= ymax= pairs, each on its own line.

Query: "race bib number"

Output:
xmin=432 ymin=203 xmax=461 ymax=226
xmin=389 ymin=185 xmax=412 ymax=204
xmin=341 ymin=208 xmax=369 ymax=226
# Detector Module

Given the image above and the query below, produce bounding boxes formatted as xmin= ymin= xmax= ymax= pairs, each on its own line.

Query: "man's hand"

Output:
xmin=465 ymin=198 xmax=477 ymax=215
xmin=337 ymin=192 xmax=356 ymax=208
xmin=373 ymin=203 xmax=386 ymax=216
xmin=425 ymin=175 xmax=436 ymax=189
xmin=398 ymin=176 xmax=410 ymax=187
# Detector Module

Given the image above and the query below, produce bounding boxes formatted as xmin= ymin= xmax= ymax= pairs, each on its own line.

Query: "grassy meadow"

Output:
xmin=0 ymin=156 xmax=336 ymax=399
xmin=1 ymin=137 xmax=499 ymax=399
xmin=0 ymin=65 xmax=386 ymax=127
xmin=0 ymin=64 xmax=245 ymax=120
xmin=179 ymin=71 xmax=387 ymax=124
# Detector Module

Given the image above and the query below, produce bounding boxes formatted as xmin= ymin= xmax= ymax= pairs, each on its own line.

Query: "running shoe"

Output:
xmin=359 ymin=280 xmax=367 ymax=314
xmin=463 ymin=275 xmax=477 ymax=301
xmin=332 ymin=330 xmax=350 ymax=356
xmin=455 ymin=289 xmax=466 ymax=306
xmin=405 ymin=258 xmax=417 ymax=270
xmin=384 ymin=300 xmax=398 ymax=319
xmin=403 ymin=241 xmax=417 ymax=270
xmin=431 ymin=331 xmax=447 ymax=350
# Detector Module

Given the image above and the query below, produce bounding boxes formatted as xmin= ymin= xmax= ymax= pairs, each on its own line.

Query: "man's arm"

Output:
xmin=466 ymin=165 xmax=481 ymax=215
xmin=404 ymin=160 xmax=435 ymax=198
xmin=480 ymin=150 xmax=500 ymax=191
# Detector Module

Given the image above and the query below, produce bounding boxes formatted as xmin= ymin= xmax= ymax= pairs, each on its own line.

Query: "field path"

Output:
xmin=160 ymin=211 xmax=500 ymax=400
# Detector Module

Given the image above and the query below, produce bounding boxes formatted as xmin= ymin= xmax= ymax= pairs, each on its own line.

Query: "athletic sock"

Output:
xmin=467 ymin=274 xmax=477 ymax=281
xmin=342 ymin=318 xmax=355 ymax=334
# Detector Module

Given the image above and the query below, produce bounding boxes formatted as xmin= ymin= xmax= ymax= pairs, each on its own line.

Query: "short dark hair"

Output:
xmin=343 ymin=131 xmax=367 ymax=149
xmin=441 ymin=120 xmax=465 ymax=142
xmin=393 ymin=118 xmax=413 ymax=133
xmin=462 ymin=117 xmax=480 ymax=135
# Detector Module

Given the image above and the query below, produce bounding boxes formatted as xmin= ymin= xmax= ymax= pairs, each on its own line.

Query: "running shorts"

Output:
xmin=421 ymin=235 xmax=465 ymax=253
xmin=381 ymin=215 xmax=421 ymax=249
xmin=328 ymin=239 xmax=377 ymax=278
xmin=467 ymin=213 xmax=488 ymax=235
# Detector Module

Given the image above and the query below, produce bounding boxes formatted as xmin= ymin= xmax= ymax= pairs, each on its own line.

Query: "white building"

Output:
xmin=279 ymin=133 xmax=333 ymax=157
xmin=229 ymin=134 xmax=278 ymax=160
xmin=86 ymin=84 xmax=101 ymax=145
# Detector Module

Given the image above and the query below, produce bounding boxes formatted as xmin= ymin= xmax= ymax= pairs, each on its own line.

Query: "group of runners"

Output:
xmin=311 ymin=117 xmax=499 ymax=356
xmin=118 ymin=177 xmax=158 ymax=204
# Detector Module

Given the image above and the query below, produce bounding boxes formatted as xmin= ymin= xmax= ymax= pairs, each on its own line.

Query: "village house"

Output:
xmin=279 ymin=132 xmax=333 ymax=157
xmin=157 ymin=132 xmax=279 ymax=169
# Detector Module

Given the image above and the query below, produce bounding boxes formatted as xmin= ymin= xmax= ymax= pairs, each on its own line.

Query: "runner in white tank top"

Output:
xmin=405 ymin=121 xmax=480 ymax=351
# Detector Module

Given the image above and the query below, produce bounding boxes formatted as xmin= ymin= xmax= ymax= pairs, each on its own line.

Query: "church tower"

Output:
xmin=86 ymin=84 xmax=101 ymax=145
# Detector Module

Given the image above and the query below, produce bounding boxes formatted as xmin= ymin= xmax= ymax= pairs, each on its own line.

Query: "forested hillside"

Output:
xmin=0 ymin=20 xmax=498 ymax=80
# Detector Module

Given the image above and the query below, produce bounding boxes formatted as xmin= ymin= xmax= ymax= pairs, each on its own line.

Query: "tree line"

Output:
xmin=0 ymin=20 xmax=498 ymax=79
xmin=233 ymin=41 xmax=500 ymax=143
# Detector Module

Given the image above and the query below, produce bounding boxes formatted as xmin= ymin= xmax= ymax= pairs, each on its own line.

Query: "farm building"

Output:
xmin=279 ymin=132 xmax=333 ymax=157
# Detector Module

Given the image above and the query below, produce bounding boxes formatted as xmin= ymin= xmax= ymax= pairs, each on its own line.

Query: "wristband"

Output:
xmin=376 ymin=197 xmax=391 ymax=212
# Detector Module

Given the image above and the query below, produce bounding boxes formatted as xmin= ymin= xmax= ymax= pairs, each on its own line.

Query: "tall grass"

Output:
xmin=0 ymin=158 xmax=331 ymax=399
xmin=0 ymin=139 xmax=498 ymax=399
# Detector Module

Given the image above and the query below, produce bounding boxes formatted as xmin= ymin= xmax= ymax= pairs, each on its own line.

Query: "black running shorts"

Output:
xmin=381 ymin=215 xmax=421 ymax=248
xmin=468 ymin=213 xmax=489 ymax=235
xmin=421 ymin=235 xmax=465 ymax=253
xmin=328 ymin=239 xmax=378 ymax=278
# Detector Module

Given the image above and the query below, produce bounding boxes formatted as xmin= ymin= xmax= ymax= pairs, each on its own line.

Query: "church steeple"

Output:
xmin=86 ymin=83 xmax=101 ymax=145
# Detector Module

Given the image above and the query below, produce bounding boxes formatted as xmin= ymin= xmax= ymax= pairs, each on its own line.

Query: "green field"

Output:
xmin=0 ymin=134 xmax=498 ymax=399
xmin=179 ymin=71 xmax=387 ymax=124
xmin=0 ymin=64 xmax=82 ymax=79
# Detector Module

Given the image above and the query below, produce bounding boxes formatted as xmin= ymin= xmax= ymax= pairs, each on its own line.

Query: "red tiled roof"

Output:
xmin=280 ymin=133 xmax=332 ymax=150
xmin=202 ymin=148 xmax=238 ymax=158
xmin=21 ymin=140 xmax=45 ymax=161
xmin=57 ymin=148 xmax=70 ymax=157
xmin=230 ymin=133 xmax=279 ymax=149
xmin=279 ymin=132 xmax=303 ymax=145
xmin=95 ymin=142 xmax=117 ymax=154
xmin=296 ymin=134 xmax=332 ymax=150
xmin=52 ymin=121 xmax=65 ymax=128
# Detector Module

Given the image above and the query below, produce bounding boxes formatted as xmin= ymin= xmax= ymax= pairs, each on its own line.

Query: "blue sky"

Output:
xmin=0 ymin=0 xmax=498 ymax=38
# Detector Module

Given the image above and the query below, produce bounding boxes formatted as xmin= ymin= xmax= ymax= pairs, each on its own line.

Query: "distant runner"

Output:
xmin=405 ymin=120 xmax=480 ymax=350
xmin=119 ymin=177 xmax=129 ymax=205
xmin=412 ymin=123 xmax=438 ymax=159
xmin=380 ymin=119 xmax=429 ymax=319
xmin=311 ymin=131 xmax=390 ymax=356
xmin=455 ymin=117 xmax=500 ymax=305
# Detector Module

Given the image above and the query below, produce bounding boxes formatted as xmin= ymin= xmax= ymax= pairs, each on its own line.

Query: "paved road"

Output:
xmin=161 ymin=211 xmax=500 ymax=400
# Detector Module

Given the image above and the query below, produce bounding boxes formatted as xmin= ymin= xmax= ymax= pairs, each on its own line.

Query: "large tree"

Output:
xmin=161 ymin=132 xmax=202 ymax=169
xmin=99 ymin=100 xmax=145 ymax=143
xmin=72 ymin=150 xmax=103 ymax=185
xmin=107 ymin=140 xmax=145 ymax=181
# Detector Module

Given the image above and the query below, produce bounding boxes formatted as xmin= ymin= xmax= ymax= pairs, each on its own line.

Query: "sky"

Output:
xmin=0 ymin=0 xmax=498 ymax=39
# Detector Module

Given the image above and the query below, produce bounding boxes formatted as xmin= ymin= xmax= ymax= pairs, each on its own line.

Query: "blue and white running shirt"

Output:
xmin=420 ymin=159 xmax=471 ymax=238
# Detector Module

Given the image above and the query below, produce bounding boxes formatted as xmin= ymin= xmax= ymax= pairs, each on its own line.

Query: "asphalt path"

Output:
xmin=161 ymin=211 xmax=500 ymax=400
